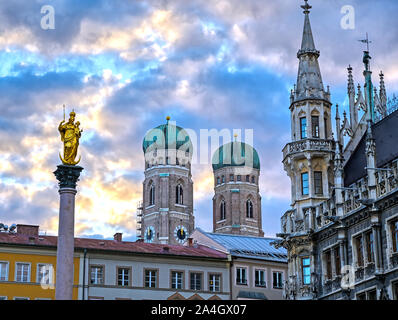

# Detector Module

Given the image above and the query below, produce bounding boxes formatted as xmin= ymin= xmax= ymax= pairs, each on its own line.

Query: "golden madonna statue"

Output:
xmin=58 ymin=110 xmax=83 ymax=165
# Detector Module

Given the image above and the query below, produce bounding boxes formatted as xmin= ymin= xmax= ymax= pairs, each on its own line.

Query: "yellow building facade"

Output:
xmin=0 ymin=242 xmax=79 ymax=300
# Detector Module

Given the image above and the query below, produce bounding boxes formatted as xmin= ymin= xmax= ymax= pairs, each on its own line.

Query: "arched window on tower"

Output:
xmin=149 ymin=184 xmax=155 ymax=206
xmin=220 ymin=201 xmax=226 ymax=220
xmin=246 ymin=199 xmax=253 ymax=218
xmin=176 ymin=184 xmax=183 ymax=204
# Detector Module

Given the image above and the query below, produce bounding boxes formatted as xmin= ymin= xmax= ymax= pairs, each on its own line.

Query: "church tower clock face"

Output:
xmin=174 ymin=225 xmax=188 ymax=244
xmin=144 ymin=226 xmax=155 ymax=243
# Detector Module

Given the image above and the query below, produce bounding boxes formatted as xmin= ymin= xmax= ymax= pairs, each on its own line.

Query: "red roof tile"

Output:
xmin=0 ymin=233 xmax=227 ymax=259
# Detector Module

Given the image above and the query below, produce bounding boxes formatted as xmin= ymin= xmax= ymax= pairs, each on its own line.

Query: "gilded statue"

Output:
xmin=58 ymin=110 xmax=82 ymax=165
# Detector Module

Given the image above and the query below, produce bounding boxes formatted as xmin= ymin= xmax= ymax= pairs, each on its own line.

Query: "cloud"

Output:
xmin=0 ymin=0 xmax=397 ymax=239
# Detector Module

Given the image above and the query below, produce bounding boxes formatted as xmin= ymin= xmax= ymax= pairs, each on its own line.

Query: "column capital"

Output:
xmin=54 ymin=164 xmax=84 ymax=189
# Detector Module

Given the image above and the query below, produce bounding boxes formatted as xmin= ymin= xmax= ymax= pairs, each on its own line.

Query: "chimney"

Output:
xmin=113 ymin=233 xmax=123 ymax=242
xmin=187 ymin=237 xmax=193 ymax=247
xmin=17 ymin=224 xmax=39 ymax=237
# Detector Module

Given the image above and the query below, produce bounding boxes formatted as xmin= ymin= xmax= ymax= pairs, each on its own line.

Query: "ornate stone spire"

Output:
xmin=347 ymin=65 xmax=358 ymax=130
xmin=379 ymin=71 xmax=387 ymax=115
xmin=295 ymin=0 xmax=325 ymax=101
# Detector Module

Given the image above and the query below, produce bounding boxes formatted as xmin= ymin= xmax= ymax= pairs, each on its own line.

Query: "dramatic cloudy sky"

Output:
xmin=0 ymin=0 xmax=397 ymax=240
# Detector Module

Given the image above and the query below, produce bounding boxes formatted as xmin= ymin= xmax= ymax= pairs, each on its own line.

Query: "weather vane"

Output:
xmin=358 ymin=32 xmax=372 ymax=52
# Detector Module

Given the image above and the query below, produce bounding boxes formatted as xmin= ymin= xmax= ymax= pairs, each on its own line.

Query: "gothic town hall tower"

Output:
xmin=282 ymin=1 xmax=335 ymax=232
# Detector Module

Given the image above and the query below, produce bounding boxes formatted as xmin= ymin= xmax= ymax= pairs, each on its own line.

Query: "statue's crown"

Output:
xmin=70 ymin=111 xmax=76 ymax=117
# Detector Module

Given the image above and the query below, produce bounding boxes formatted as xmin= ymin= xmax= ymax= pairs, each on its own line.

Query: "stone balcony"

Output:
xmin=282 ymin=138 xmax=335 ymax=161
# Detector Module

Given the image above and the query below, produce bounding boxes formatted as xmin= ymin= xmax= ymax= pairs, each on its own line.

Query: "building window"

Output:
xmin=255 ymin=269 xmax=266 ymax=287
xmin=216 ymin=177 xmax=220 ymax=185
xmin=176 ymin=184 xmax=183 ymax=204
xmin=149 ymin=184 xmax=155 ymax=206
xmin=312 ymin=116 xmax=319 ymax=138
xmin=90 ymin=266 xmax=104 ymax=285
xmin=190 ymin=272 xmax=202 ymax=291
xmin=145 ymin=270 xmax=157 ymax=288
xmin=355 ymin=235 xmax=364 ymax=267
xmin=237 ymin=175 xmax=241 ymax=182
xmin=301 ymin=172 xmax=309 ymax=196
xmin=220 ymin=201 xmax=226 ymax=221
xmin=15 ymin=263 xmax=30 ymax=283
xmin=314 ymin=171 xmax=323 ymax=195
xmin=324 ymin=118 xmax=328 ymax=138
xmin=0 ymin=262 xmax=8 ymax=281
xmin=246 ymin=200 xmax=253 ymax=218
xmin=302 ymin=257 xmax=311 ymax=285
xmin=300 ymin=117 xmax=307 ymax=139
xmin=171 ymin=271 xmax=183 ymax=289
xmin=356 ymin=292 xmax=366 ymax=300
xmin=251 ymin=176 xmax=255 ymax=184
xmin=273 ymin=271 xmax=283 ymax=289
xmin=37 ymin=264 xmax=53 ymax=285
xmin=117 ymin=268 xmax=130 ymax=287
xmin=391 ymin=220 xmax=398 ymax=253
xmin=324 ymin=250 xmax=332 ymax=280
xmin=209 ymin=274 xmax=221 ymax=292
xmin=367 ymin=289 xmax=377 ymax=300
xmin=393 ymin=281 xmax=398 ymax=300
xmin=221 ymin=175 xmax=225 ymax=183
xmin=236 ymin=267 xmax=247 ymax=285
xmin=14 ymin=297 xmax=29 ymax=300
xmin=246 ymin=175 xmax=250 ymax=182
xmin=0 ymin=297 xmax=6 ymax=300
xmin=230 ymin=174 xmax=234 ymax=182
xmin=334 ymin=247 xmax=341 ymax=276
xmin=365 ymin=231 xmax=374 ymax=263
xmin=357 ymin=289 xmax=377 ymax=300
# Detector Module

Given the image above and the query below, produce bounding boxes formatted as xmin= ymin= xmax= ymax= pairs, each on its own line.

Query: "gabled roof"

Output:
xmin=0 ymin=232 xmax=227 ymax=260
xmin=197 ymin=229 xmax=287 ymax=263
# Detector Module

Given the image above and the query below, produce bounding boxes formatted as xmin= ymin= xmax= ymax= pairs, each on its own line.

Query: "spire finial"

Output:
xmin=233 ymin=133 xmax=238 ymax=142
xmin=301 ymin=0 xmax=312 ymax=14
xmin=166 ymin=116 xmax=170 ymax=124
xmin=358 ymin=32 xmax=372 ymax=52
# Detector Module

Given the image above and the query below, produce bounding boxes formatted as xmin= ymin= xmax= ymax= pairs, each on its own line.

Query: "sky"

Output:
xmin=0 ymin=0 xmax=398 ymax=241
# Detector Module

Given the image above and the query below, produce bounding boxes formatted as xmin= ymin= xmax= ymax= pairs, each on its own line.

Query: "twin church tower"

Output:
xmin=138 ymin=118 xmax=264 ymax=245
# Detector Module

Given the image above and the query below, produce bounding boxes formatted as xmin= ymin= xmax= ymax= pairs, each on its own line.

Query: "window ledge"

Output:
xmin=175 ymin=204 xmax=187 ymax=208
xmin=236 ymin=282 xmax=248 ymax=286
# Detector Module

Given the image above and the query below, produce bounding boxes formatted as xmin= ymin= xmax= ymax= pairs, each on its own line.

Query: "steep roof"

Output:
xmin=0 ymin=232 xmax=228 ymax=260
xmin=295 ymin=1 xmax=325 ymax=101
xmin=199 ymin=230 xmax=287 ymax=263
xmin=344 ymin=109 xmax=398 ymax=186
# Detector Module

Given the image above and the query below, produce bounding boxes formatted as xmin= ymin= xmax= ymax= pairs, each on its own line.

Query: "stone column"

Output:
xmin=54 ymin=164 xmax=83 ymax=300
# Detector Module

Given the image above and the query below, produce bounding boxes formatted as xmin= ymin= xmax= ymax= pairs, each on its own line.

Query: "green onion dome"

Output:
xmin=212 ymin=141 xmax=260 ymax=171
xmin=142 ymin=118 xmax=193 ymax=159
